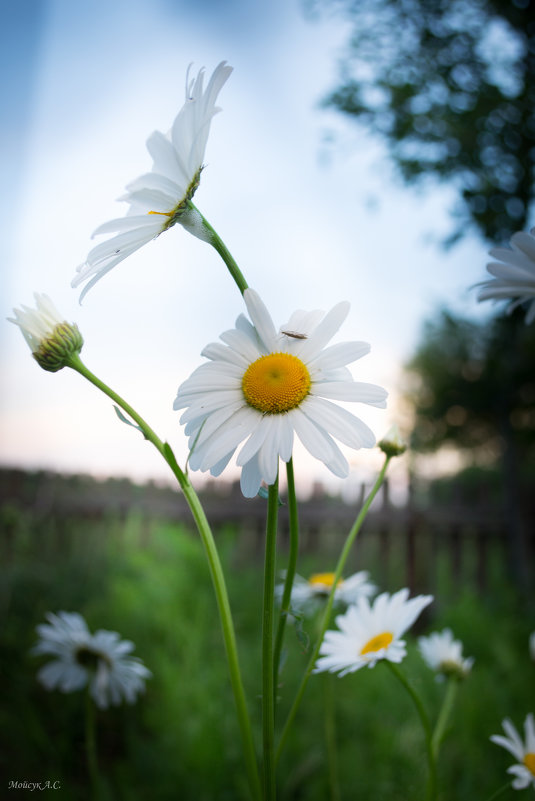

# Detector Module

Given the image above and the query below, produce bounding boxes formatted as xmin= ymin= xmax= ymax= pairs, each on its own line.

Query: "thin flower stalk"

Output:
xmin=273 ymin=458 xmax=300 ymax=700
xmin=431 ymin=677 xmax=458 ymax=759
xmin=275 ymin=454 xmax=391 ymax=764
xmin=64 ymin=352 xmax=262 ymax=801
xmin=190 ymin=202 xmax=249 ymax=295
xmin=262 ymin=478 xmax=280 ymax=801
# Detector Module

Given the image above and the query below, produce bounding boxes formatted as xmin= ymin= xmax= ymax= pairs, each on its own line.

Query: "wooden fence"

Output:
xmin=1 ymin=468 xmax=533 ymax=598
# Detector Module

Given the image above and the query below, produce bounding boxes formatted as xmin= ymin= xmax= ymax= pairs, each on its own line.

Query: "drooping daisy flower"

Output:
xmin=173 ymin=289 xmax=388 ymax=497
xmin=72 ymin=61 xmax=232 ymax=301
xmin=490 ymin=714 xmax=535 ymax=790
xmin=314 ymin=588 xmax=433 ymax=676
xmin=277 ymin=570 xmax=377 ymax=617
xmin=9 ymin=293 xmax=83 ymax=372
xmin=32 ymin=611 xmax=151 ymax=709
xmin=418 ymin=628 xmax=473 ymax=680
xmin=477 ymin=228 xmax=535 ymax=323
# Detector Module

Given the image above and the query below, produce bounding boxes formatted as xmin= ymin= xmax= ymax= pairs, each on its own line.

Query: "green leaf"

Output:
xmin=257 ymin=486 xmax=285 ymax=506
xmin=113 ymin=405 xmax=146 ymax=438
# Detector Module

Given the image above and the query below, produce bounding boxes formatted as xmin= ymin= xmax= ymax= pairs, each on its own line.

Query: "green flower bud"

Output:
xmin=9 ymin=294 xmax=83 ymax=372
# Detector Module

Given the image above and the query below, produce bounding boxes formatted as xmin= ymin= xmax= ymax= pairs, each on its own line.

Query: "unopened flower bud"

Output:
xmin=378 ymin=423 xmax=407 ymax=457
xmin=9 ymin=293 xmax=83 ymax=372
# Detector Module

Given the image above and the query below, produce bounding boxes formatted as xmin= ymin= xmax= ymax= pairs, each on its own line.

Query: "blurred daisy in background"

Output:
xmin=277 ymin=570 xmax=376 ymax=618
xmin=418 ymin=628 xmax=473 ymax=680
xmin=314 ymin=588 xmax=433 ymax=676
xmin=477 ymin=228 xmax=535 ymax=323
xmin=32 ymin=611 xmax=151 ymax=708
xmin=174 ymin=288 xmax=387 ymax=497
xmin=490 ymin=714 xmax=535 ymax=790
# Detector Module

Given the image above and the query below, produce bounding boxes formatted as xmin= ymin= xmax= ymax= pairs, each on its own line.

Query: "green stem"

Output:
xmin=190 ymin=202 xmax=249 ymax=295
xmin=431 ymin=677 xmax=458 ymax=759
xmin=262 ymin=478 xmax=280 ymax=801
xmin=481 ymin=781 xmax=513 ymax=801
xmin=386 ymin=662 xmax=436 ymax=801
xmin=67 ymin=354 xmax=261 ymax=801
xmin=275 ymin=456 xmax=391 ymax=765
xmin=273 ymin=459 xmax=300 ymax=703
xmin=323 ymin=673 xmax=341 ymax=801
xmin=85 ymin=690 xmax=100 ymax=799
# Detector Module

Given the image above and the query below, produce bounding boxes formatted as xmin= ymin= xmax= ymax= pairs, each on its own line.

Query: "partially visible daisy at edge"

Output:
xmin=173 ymin=288 xmax=388 ymax=497
xmin=418 ymin=628 xmax=474 ymax=680
xmin=490 ymin=714 xmax=535 ymax=790
xmin=314 ymin=588 xmax=433 ymax=676
xmin=276 ymin=570 xmax=377 ymax=618
xmin=72 ymin=61 xmax=232 ymax=301
xmin=32 ymin=611 xmax=151 ymax=709
xmin=477 ymin=227 xmax=535 ymax=323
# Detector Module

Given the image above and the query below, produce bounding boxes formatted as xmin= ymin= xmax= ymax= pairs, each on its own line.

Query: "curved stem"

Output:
xmin=482 ymin=781 xmax=513 ymax=801
xmin=262 ymin=477 xmax=280 ymax=801
xmin=431 ymin=677 xmax=458 ymax=759
xmin=67 ymin=354 xmax=261 ymax=801
xmin=386 ymin=662 xmax=436 ymax=801
xmin=190 ymin=202 xmax=249 ymax=296
xmin=323 ymin=673 xmax=341 ymax=801
xmin=273 ymin=459 xmax=300 ymax=702
xmin=275 ymin=456 xmax=391 ymax=765
xmin=84 ymin=690 xmax=100 ymax=799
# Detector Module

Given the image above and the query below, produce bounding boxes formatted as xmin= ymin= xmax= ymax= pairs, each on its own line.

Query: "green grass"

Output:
xmin=1 ymin=508 xmax=533 ymax=800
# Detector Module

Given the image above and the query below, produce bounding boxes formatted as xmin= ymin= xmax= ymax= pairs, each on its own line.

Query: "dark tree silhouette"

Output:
xmin=312 ymin=0 xmax=535 ymax=244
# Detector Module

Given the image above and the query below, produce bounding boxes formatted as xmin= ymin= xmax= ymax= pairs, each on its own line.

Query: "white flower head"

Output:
xmin=278 ymin=570 xmax=377 ymax=617
xmin=314 ymin=588 xmax=433 ymax=677
xmin=72 ymin=61 xmax=232 ymax=301
xmin=9 ymin=293 xmax=83 ymax=371
xmin=418 ymin=628 xmax=473 ymax=680
xmin=477 ymin=228 xmax=535 ymax=323
xmin=32 ymin=611 xmax=151 ymax=709
xmin=174 ymin=288 xmax=388 ymax=498
xmin=490 ymin=714 xmax=535 ymax=790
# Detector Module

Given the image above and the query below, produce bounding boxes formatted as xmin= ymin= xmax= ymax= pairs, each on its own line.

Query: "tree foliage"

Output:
xmin=313 ymin=0 xmax=535 ymax=243
xmin=406 ymin=308 xmax=535 ymax=465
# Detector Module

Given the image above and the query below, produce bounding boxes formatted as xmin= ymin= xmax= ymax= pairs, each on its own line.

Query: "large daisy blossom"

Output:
xmin=477 ymin=228 xmax=535 ymax=323
xmin=490 ymin=714 xmax=535 ymax=790
xmin=32 ymin=611 xmax=151 ymax=709
xmin=277 ymin=570 xmax=377 ymax=617
xmin=173 ymin=288 xmax=388 ymax=497
xmin=314 ymin=588 xmax=433 ymax=676
xmin=418 ymin=628 xmax=473 ymax=680
xmin=72 ymin=61 xmax=232 ymax=301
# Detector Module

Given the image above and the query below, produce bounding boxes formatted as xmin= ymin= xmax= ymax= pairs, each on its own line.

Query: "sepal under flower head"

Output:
xmin=32 ymin=611 xmax=151 ymax=708
xmin=378 ymin=423 xmax=407 ymax=457
xmin=9 ymin=294 xmax=83 ymax=372
xmin=418 ymin=628 xmax=473 ymax=680
xmin=491 ymin=714 xmax=535 ymax=790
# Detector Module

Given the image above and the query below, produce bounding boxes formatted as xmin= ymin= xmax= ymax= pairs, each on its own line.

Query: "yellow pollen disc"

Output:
xmin=242 ymin=352 xmax=311 ymax=414
xmin=524 ymin=753 xmax=535 ymax=776
xmin=308 ymin=573 xmax=343 ymax=589
xmin=360 ymin=631 xmax=394 ymax=656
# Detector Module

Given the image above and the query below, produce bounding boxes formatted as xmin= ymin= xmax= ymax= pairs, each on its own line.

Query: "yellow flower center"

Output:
xmin=242 ymin=352 xmax=311 ymax=414
xmin=524 ymin=753 xmax=535 ymax=776
xmin=308 ymin=573 xmax=343 ymax=589
xmin=360 ymin=632 xmax=394 ymax=656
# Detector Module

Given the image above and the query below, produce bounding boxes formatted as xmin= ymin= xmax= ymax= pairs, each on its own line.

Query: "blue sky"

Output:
xmin=1 ymin=0 xmax=493 ymax=495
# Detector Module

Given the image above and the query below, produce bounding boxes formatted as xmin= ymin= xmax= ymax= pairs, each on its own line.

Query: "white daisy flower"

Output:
xmin=490 ymin=714 xmax=535 ymax=790
xmin=9 ymin=293 xmax=83 ymax=372
xmin=72 ymin=61 xmax=232 ymax=301
xmin=314 ymin=588 xmax=433 ymax=676
xmin=477 ymin=228 xmax=535 ymax=323
xmin=278 ymin=570 xmax=377 ymax=617
xmin=32 ymin=611 xmax=151 ymax=709
xmin=418 ymin=628 xmax=473 ymax=680
xmin=173 ymin=288 xmax=388 ymax=498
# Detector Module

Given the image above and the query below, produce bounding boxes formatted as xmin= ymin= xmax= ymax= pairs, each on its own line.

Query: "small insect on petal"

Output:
xmin=281 ymin=330 xmax=308 ymax=339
